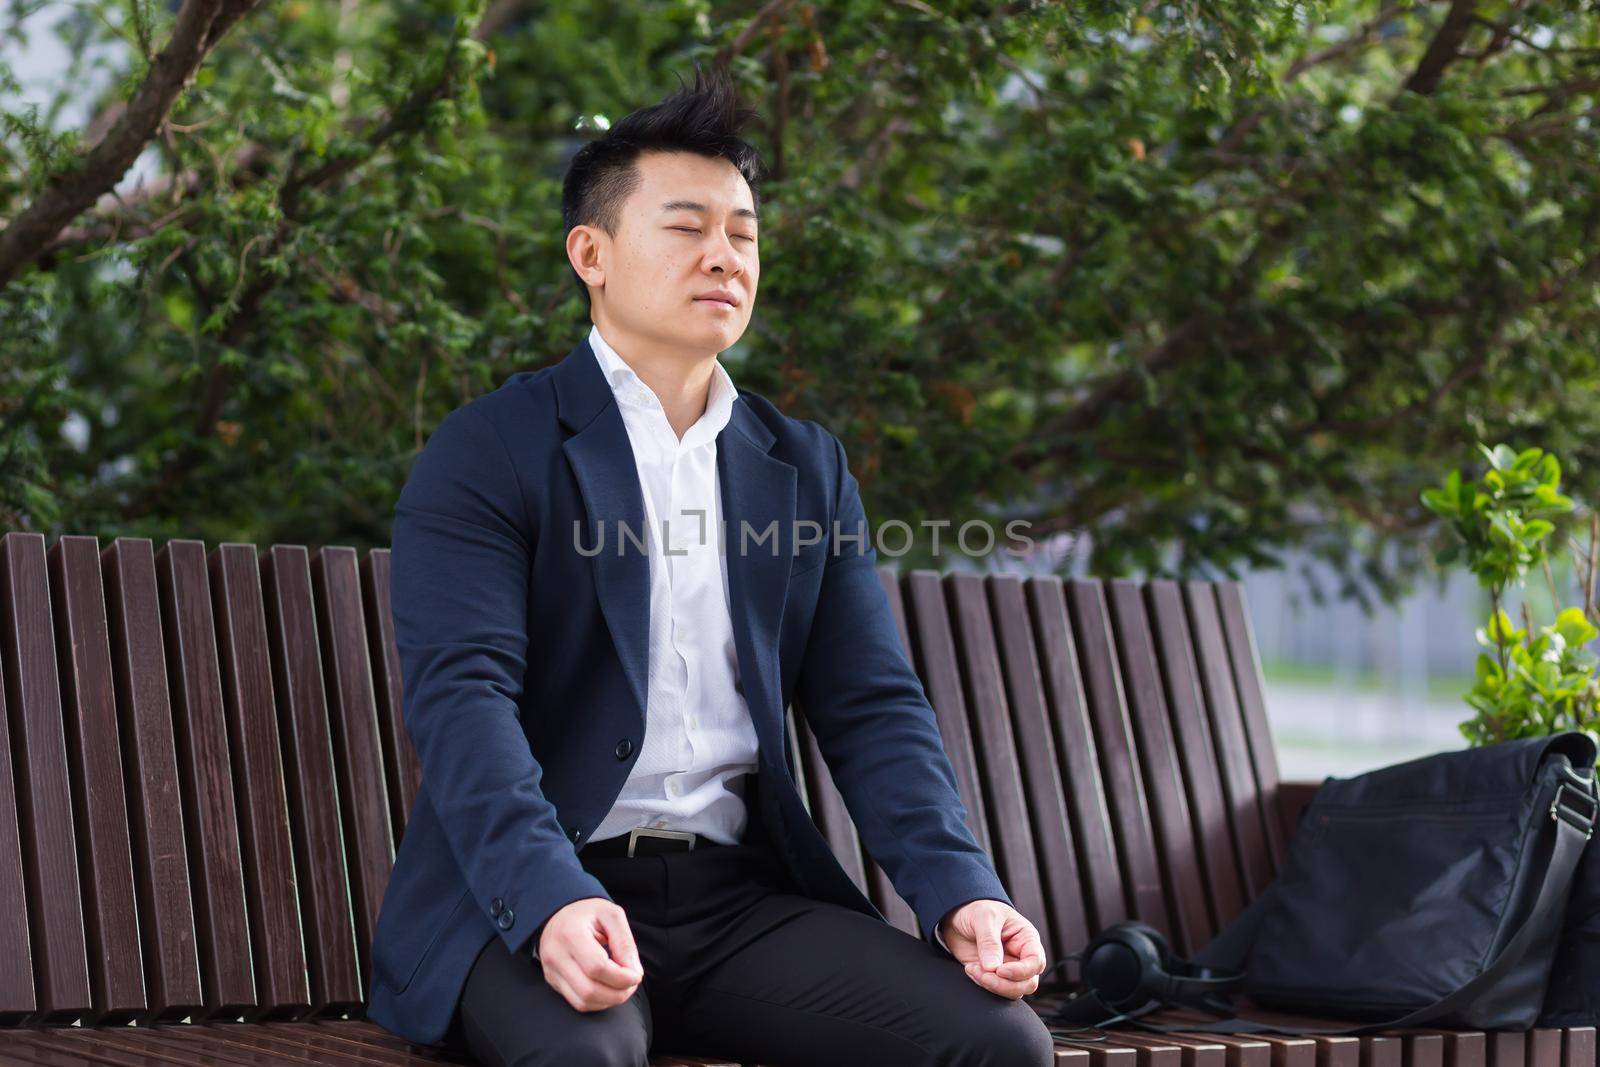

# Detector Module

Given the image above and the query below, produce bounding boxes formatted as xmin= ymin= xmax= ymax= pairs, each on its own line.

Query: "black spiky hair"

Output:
xmin=560 ymin=62 xmax=765 ymax=311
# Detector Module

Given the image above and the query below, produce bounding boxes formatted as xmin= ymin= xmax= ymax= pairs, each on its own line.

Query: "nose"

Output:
xmin=704 ymin=232 xmax=746 ymax=277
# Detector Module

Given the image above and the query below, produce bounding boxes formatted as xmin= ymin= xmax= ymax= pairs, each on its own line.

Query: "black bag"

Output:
xmin=1058 ymin=732 xmax=1598 ymax=1036
xmin=1539 ymin=826 xmax=1600 ymax=1027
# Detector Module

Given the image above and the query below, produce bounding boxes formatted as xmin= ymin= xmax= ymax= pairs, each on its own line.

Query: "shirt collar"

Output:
xmin=589 ymin=323 xmax=736 ymax=449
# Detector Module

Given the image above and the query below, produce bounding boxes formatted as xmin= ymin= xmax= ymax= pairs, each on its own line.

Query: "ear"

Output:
xmin=567 ymin=225 xmax=606 ymax=288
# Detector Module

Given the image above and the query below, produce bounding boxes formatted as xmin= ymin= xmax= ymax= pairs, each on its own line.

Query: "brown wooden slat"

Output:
xmin=49 ymin=536 xmax=147 ymax=1025
xmin=1160 ymin=1031 xmax=1275 ymax=1067
xmin=208 ymin=543 xmax=310 ymax=1021
xmin=1058 ymin=1040 xmax=1139 ymax=1067
xmin=1362 ymin=1034 xmax=1404 ymax=1067
xmin=1532 ymin=1032 xmax=1564 ymax=1067
xmin=862 ymin=573 xmax=922 ymax=936
xmin=0 ymin=574 xmax=37 ymax=1024
xmin=153 ymin=539 xmax=255 ymax=1017
xmin=1064 ymin=579 xmax=1167 ymax=929
xmin=312 ymin=545 xmax=399 ymax=1000
xmin=1214 ymin=583 xmax=1289 ymax=870
xmin=1145 ymin=580 xmax=1246 ymax=930
xmin=1101 ymin=1032 xmax=1186 ymax=1067
xmin=283 ymin=1018 xmax=476 ymax=1063
xmin=1248 ymin=1034 xmax=1322 ymax=1067
xmin=1 ymin=531 xmax=91 ymax=1025
xmin=1396 ymin=1032 xmax=1445 ymax=1067
xmin=70 ymin=1026 xmax=293 ymax=1066
xmin=224 ymin=1019 xmax=469 ymax=1064
xmin=359 ymin=548 xmax=419 ymax=841
xmin=1147 ymin=1032 xmax=1239 ymax=1067
xmin=152 ymin=1023 xmax=369 ymax=1064
xmin=1106 ymin=579 xmax=1213 ymax=956
xmin=258 ymin=544 xmax=363 ymax=1016
xmin=1028 ymin=576 xmax=1126 ymax=933
xmin=1567 ymin=1029 xmax=1598 ymax=1067
xmin=945 ymin=573 xmax=1051 ymax=951
xmin=1148 ymin=1008 xmax=1320 ymax=1067
xmin=228 ymin=1021 xmax=430 ymax=1063
xmin=990 ymin=575 xmax=1091 ymax=979
xmin=794 ymin=690 xmax=918 ymax=934
xmin=1441 ymin=1031 xmax=1487 ymax=1067
xmin=6 ymin=1029 xmax=193 ymax=1066
xmin=793 ymin=709 xmax=867 ymax=896
xmin=1278 ymin=782 xmax=1321 ymax=838
xmin=902 ymin=570 xmax=991 ymax=851
xmin=875 ymin=566 xmax=914 ymax=662
xmin=1183 ymin=583 xmax=1273 ymax=902
xmin=1490 ymin=1032 xmax=1526 ymax=1067
xmin=101 ymin=538 xmax=204 ymax=1023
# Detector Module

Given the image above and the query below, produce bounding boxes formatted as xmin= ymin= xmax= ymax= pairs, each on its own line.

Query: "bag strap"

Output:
xmin=1119 ymin=768 xmax=1595 ymax=1036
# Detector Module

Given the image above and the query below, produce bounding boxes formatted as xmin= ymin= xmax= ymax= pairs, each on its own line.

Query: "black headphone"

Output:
xmin=1043 ymin=921 xmax=1246 ymax=1038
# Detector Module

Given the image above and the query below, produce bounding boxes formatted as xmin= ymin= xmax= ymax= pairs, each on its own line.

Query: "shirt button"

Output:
xmin=615 ymin=738 xmax=633 ymax=760
xmin=667 ymin=778 xmax=681 ymax=798
xmin=568 ymin=826 xmax=583 ymax=844
xmin=676 ymin=625 xmax=689 ymax=643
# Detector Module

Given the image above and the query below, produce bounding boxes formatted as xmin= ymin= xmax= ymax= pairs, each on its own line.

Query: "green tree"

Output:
xmin=3 ymin=0 xmax=1598 ymax=608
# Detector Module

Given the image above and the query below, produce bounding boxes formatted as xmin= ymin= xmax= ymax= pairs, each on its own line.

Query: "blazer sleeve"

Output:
xmin=793 ymin=431 xmax=1013 ymax=956
xmin=391 ymin=403 xmax=611 ymax=957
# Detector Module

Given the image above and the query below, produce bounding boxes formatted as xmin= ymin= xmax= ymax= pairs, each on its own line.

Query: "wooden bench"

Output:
xmin=0 ymin=529 xmax=1591 ymax=1067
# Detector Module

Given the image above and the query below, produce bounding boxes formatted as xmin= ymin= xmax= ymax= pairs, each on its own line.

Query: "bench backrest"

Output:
xmin=794 ymin=570 xmax=1295 ymax=980
xmin=0 ymin=531 xmax=1293 ymax=1025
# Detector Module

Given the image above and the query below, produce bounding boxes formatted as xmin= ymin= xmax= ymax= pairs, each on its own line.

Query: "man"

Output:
xmin=365 ymin=64 xmax=1055 ymax=1066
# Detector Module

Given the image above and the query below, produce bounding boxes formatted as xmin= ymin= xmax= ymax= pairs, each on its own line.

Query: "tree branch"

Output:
xmin=1402 ymin=0 xmax=1480 ymax=96
xmin=0 ymin=0 xmax=265 ymax=287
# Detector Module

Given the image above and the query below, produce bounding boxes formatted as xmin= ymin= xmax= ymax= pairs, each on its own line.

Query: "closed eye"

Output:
xmin=672 ymin=227 xmax=755 ymax=242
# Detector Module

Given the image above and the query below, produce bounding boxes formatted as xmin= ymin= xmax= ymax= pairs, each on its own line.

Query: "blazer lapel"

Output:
xmin=718 ymin=400 xmax=797 ymax=761
xmin=555 ymin=338 xmax=651 ymax=729
xmin=552 ymin=334 xmax=799 ymax=761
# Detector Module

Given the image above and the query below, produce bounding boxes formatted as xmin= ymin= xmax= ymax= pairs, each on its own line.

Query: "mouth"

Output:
xmin=694 ymin=298 xmax=738 ymax=310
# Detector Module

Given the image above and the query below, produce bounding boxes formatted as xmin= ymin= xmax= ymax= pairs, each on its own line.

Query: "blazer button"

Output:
xmin=615 ymin=738 xmax=633 ymax=760
xmin=490 ymin=897 xmax=503 ymax=917
xmin=497 ymin=908 xmax=515 ymax=930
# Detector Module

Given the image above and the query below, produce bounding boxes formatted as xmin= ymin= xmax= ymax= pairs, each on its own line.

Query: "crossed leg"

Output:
xmin=450 ymin=932 xmax=653 ymax=1067
xmin=659 ymin=892 xmax=1056 ymax=1067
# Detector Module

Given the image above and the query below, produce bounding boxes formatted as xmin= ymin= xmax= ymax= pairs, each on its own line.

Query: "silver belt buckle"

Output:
xmin=627 ymin=826 xmax=697 ymax=857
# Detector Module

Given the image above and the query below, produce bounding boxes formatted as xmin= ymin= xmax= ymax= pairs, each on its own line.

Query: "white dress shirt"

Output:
xmin=586 ymin=322 xmax=761 ymax=849
xmin=535 ymin=323 xmax=962 ymax=957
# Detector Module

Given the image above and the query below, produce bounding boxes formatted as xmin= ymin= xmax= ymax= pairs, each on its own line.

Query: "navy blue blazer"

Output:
xmin=365 ymin=335 xmax=1013 ymax=1046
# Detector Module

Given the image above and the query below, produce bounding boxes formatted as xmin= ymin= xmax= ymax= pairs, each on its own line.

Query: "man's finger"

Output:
xmin=977 ymin=915 xmax=1005 ymax=970
xmin=965 ymin=962 xmax=1037 ymax=999
xmin=596 ymin=909 xmax=644 ymax=975
xmin=996 ymin=953 xmax=1045 ymax=979
xmin=568 ymin=921 xmax=641 ymax=990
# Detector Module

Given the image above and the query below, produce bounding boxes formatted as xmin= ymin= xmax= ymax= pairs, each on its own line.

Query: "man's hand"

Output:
xmin=937 ymin=899 xmax=1047 ymax=999
xmin=535 ymin=897 xmax=645 ymax=1012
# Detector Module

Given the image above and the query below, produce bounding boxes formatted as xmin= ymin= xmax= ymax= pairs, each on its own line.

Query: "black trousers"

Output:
xmin=441 ymin=806 xmax=1055 ymax=1066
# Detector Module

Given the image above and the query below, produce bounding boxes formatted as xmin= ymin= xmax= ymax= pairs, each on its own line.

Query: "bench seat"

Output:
xmin=0 ymin=532 xmax=1591 ymax=1066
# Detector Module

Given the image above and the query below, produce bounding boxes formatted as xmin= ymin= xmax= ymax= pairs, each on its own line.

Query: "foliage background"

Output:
xmin=3 ymin=0 xmax=1598 ymax=610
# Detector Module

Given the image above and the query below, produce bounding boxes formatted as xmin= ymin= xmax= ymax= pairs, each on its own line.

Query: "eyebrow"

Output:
xmin=658 ymin=199 xmax=759 ymax=224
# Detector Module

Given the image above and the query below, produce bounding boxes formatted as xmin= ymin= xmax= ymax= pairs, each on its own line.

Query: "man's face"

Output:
xmin=572 ymin=149 xmax=759 ymax=358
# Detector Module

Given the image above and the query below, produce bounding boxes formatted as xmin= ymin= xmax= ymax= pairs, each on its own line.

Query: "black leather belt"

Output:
xmin=581 ymin=826 xmax=701 ymax=858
